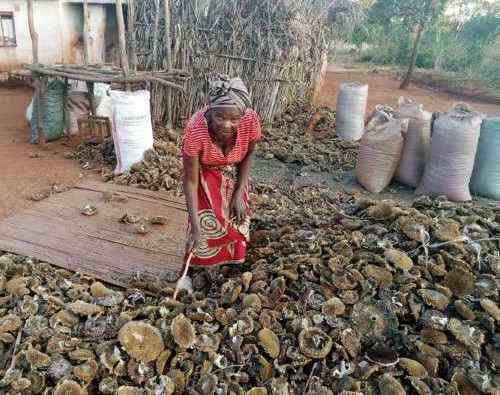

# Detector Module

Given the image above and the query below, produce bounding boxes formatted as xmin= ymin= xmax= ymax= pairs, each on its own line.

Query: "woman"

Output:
xmin=182 ymin=75 xmax=262 ymax=267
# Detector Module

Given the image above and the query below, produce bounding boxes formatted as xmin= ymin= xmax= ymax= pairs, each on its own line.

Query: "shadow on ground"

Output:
xmin=252 ymin=155 xmax=499 ymax=207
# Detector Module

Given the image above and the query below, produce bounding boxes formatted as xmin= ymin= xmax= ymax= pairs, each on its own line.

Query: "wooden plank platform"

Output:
xmin=0 ymin=181 xmax=187 ymax=287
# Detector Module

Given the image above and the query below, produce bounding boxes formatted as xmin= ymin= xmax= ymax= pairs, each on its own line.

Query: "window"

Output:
xmin=0 ymin=12 xmax=16 ymax=47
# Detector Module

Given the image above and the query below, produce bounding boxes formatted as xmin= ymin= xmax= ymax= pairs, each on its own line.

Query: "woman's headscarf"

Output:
xmin=208 ymin=74 xmax=252 ymax=113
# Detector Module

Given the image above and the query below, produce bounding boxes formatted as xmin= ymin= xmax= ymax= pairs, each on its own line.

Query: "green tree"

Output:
xmin=369 ymin=0 xmax=448 ymax=89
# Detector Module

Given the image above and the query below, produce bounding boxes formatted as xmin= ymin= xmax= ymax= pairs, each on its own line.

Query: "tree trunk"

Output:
xmin=400 ymin=25 xmax=424 ymax=90
xmin=434 ymin=26 xmax=442 ymax=71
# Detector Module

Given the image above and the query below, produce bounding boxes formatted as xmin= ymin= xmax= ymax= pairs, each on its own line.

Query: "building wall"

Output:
xmin=0 ymin=0 xmax=109 ymax=72
xmin=0 ymin=1 xmax=61 ymax=71
xmin=104 ymin=4 xmax=118 ymax=63
xmin=62 ymin=3 xmax=84 ymax=64
xmin=91 ymin=5 xmax=107 ymax=63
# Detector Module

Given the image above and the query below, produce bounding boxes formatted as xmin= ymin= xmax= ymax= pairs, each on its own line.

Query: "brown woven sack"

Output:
xmin=365 ymin=104 xmax=395 ymax=131
xmin=356 ymin=118 xmax=408 ymax=193
xmin=395 ymin=97 xmax=432 ymax=187
xmin=65 ymin=91 xmax=91 ymax=136
xmin=416 ymin=105 xmax=483 ymax=201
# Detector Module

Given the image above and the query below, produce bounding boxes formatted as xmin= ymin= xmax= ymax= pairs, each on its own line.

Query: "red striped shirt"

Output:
xmin=182 ymin=107 xmax=262 ymax=166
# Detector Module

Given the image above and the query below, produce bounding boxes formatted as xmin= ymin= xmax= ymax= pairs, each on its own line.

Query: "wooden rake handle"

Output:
xmin=172 ymin=250 xmax=194 ymax=301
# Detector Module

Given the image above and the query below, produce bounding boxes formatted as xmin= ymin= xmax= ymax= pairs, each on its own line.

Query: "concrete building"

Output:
xmin=0 ymin=0 xmax=121 ymax=72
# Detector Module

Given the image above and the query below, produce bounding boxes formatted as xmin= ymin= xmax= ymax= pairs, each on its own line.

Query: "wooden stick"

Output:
xmin=83 ymin=0 xmax=91 ymax=64
xmin=172 ymin=251 xmax=193 ymax=301
xmin=26 ymin=65 xmax=186 ymax=92
xmin=151 ymin=0 xmax=160 ymax=71
xmin=195 ymin=51 xmax=286 ymax=68
xmin=28 ymin=66 xmax=110 ymax=82
xmin=164 ymin=0 xmax=172 ymax=66
xmin=127 ymin=0 xmax=137 ymax=71
xmin=143 ymin=76 xmax=186 ymax=92
xmin=115 ymin=0 xmax=129 ymax=76
xmin=27 ymin=0 xmax=38 ymax=64
xmin=82 ymin=0 xmax=95 ymax=115
xmin=62 ymin=77 xmax=68 ymax=136
xmin=164 ymin=0 xmax=173 ymax=129
xmin=49 ymin=64 xmax=189 ymax=78
xmin=8 ymin=326 xmax=23 ymax=371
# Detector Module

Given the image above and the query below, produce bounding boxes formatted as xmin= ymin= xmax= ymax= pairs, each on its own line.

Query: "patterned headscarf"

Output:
xmin=208 ymin=74 xmax=251 ymax=113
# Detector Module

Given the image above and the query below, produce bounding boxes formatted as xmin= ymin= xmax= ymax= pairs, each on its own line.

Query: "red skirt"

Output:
xmin=185 ymin=166 xmax=250 ymax=267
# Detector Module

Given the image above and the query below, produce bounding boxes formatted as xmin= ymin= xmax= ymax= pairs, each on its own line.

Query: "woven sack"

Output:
xmin=365 ymin=104 xmax=395 ymax=131
xmin=416 ymin=105 xmax=483 ymax=201
xmin=336 ymin=82 xmax=369 ymax=141
xmin=65 ymin=91 xmax=91 ymax=136
xmin=395 ymin=97 xmax=432 ymax=187
xmin=110 ymin=90 xmax=154 ymax=175
xmin=30 ymin=80 xmax=66 ymax=143
xmin=470 ymin=117 xmax=500 ymax=199
xmin=356 ymin=118 xmax=408 ymax=193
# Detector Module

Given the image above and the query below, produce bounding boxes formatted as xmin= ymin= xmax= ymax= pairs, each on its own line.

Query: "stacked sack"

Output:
xmin=336 ymin=82 xmax=369 ymax=141
xmin=356 ymin=117 xmax=407 ymax=193
xmin=394 ymin=97 xmax=432 ymax=187
xmin=356 ymin=98 xmax=428 ymax=194
xmin=470 ymin=117 xmax=500 ymax=200
xmin=65 ymin=82 xmax=111 ymax=136
xmin=110 ymin=90 xmax=154 ymax=175
xmin=416 ymin=104 xmax=483 ymax=201
xmin=30 ymin=80 xmax=66 ymax=143
xmin=356 ymin=101 xmax=488 ymax=202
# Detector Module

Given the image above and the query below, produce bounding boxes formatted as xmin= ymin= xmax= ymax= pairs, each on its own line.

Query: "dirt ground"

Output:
xmin=0 ymin=86 xmax=98 ymax=220
xmin=316 ymin=69 xmax=500 ymax=117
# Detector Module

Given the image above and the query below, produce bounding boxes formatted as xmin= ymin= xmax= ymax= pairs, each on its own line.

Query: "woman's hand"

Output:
xmin=233 ymin=141 xmax=255 ymax=224
xmin=186 ymin=227 xmax=203 ymax=253
xmin=231 ymin=190 xmax=246 ymax=223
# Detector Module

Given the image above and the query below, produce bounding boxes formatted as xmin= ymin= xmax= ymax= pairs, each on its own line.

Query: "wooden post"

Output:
xmin=164 ymin=0 xmax=172 ymax=71
xmin=149 ymin=0 xmax=160 ymax=121
xmin=62 ymin=77 xmax=68 ymax=135
xmin=311 ymin=50 xmax=328 ymax=106
xmin=87 ymin=82 xmax=97 ymax=116
xmin=164 ymin=0 xmax=173 ymax=129
xmin=127 ymin=0 xmax=137 ymax=72
xmin=33 ymin=77 xmax=45 ymax=145
xmin=151 ymin=0 xmax=160 ymax=71
xmin=27 ymin=0 xmax=38 ymax=64
xmin=83 ymin=0 xmax=96 ymax=115
xmin=27 ymin=0 xmax=45 ymax=145
xmin=83 ymin=0 xmax=91 ymax=64
xmin=115 ymin=0 xmax=129 ymax=76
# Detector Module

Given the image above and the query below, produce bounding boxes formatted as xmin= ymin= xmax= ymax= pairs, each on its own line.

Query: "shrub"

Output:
xmin=479 ymin=35 xmax=500 ymax=88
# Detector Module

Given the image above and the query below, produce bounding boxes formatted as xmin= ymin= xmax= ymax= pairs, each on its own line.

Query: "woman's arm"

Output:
xmin=183 ymin=154 xmax=201 ymax=250
xmin=235 ymin=141 xmax=256 ymax=193
xmin=232 ymin=141 xmax=257 ymax=222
